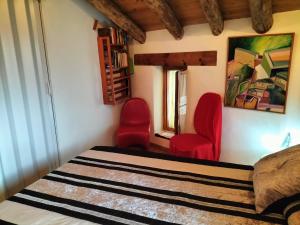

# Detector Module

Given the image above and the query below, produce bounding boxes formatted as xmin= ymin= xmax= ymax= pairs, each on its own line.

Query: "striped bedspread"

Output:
xmin=0 ymin=146 xmax=286 ymax=225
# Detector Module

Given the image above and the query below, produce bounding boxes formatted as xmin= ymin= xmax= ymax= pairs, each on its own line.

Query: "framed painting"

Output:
xmin=224 ymin=33 xmax=294 ymax=113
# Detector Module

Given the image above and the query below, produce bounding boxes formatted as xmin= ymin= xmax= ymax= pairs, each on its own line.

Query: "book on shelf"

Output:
xmin=106 ymin=72 xmax=122 ymax=80
xmin=114 ymin=72 xmax=122 ymax=78
xmin=111 ymin=51 xmax=128 ymax=68
xmin=106 ymin=66 xmax=128 ymax=72
xmin=108 ymin=92 xmax=127 ymax=101
xmin=107 ymin=82 xmax=123 ymax=90
xmin=98 ymin=27 xmax=128 ymax=45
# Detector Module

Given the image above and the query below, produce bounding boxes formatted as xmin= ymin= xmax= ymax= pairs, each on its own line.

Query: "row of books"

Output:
xmin=111 ymin=51 xmax=128 ymax=69
xmin=105 ymin=72 xmax=124 ymax=83
xmin=98 ymin=27 xmax=128 ymax=45
xmin=107 ymin=90 xmax=129 ymax=101
xmin=107 ymin=81 xmax=124 ymax=90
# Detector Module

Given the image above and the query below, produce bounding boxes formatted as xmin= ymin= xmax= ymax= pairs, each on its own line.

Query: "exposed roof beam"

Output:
xmin=142 ymin=0 xmax=183 ymax=40
xmin=199 ymin=0 xmax=224 ymax=35
xmin=87 ymin=0 xmax=146 ymax=43
xmin=248 ymin=0 xmax=273 ymax=33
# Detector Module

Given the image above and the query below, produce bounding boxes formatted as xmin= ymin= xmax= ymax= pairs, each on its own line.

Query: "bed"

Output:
xmin=0 ymin=146 xmax=289 ymax=225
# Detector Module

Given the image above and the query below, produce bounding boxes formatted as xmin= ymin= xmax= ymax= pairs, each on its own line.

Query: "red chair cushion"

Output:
xmin=193 ymin=93 xmax=222 ymax=160
xmin=170 ymin=133 xmax=214 ymax=160
xmin=120 ymin=98 xmax=150 ymax=127
xmin=117 ymin=125 xmax=149 ymax=148
xmin=117 ymin=98 xmax=150 ymax=149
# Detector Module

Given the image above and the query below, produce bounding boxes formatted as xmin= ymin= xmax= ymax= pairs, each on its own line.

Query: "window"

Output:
xmin=162 ymin=66 xmax=187 ymax=136
xmin=163 ymin=68 xmax=179 ymax=133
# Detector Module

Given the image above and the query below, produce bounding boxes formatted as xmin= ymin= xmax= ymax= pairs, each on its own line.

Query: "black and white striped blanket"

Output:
xmin=0 ymin=146 xmax=288 ymax=224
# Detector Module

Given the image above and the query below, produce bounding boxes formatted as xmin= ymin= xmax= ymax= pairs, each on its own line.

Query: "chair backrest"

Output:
xmin=120 ymin=98 xmax=150 ymax=127
xmin=194 ymin=93 xmax=222 ymax=160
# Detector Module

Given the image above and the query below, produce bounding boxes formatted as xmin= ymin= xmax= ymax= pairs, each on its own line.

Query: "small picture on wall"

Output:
xmin=224 ymin=33 xmax=294 ymax=113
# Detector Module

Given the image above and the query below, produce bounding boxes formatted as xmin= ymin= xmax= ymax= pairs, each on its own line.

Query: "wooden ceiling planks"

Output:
xmin=169 ymin=0 xmax=205 ymax=26
xmin=114 ymin=0 xmax=300 ymax=31
xmin=219 ymin=0 xmax=250 ymax=20
xmin=142 ymin=0 xmax=184 ymax=39
xmin=114 ymin=0 xmax=162 ymax=31
xmin=273 ymin=0 xmax=300 ymax=13
xmin=89 ymin=0 xmax=300 ymax=42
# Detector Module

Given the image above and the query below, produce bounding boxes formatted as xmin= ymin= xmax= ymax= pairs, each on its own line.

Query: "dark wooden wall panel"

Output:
xmin=134 ymin=51 xmax=217 ymax=66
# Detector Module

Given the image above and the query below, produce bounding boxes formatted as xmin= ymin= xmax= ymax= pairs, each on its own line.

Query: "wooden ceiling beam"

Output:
xmin=87 ymin=0 xmax=146 ymax=43
xmin=142 ymin=0 xmax=183 ymax=40
xmin=248 ymin=0 xmax=273 ymax=33
xmin=199 ymin=0 xmax=224 ymax=35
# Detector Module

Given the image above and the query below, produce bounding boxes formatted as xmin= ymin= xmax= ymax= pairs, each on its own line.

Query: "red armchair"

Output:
xmin=117 ymin=98 xmax=151 ymax=149
xmin=170 ymin=93 xmax=222 ymax=161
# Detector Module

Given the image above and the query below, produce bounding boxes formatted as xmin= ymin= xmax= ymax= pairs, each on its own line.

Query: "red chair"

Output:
xmin=170 ymin=93 xmax=222 ymax=161
xmin=117 ymin=98 xmax=151 ymax=149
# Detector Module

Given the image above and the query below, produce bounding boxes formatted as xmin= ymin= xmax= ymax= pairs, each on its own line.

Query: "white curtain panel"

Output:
xmin=177 ymin=70 xmax=187 ymax=134
xmin=0 ymin=0 xmax=59 ymax=201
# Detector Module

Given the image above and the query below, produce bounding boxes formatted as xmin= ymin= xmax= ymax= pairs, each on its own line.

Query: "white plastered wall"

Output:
xmin=41 ymin=0 xmax=121 ymax=163
xmin=130 ymin=10 xmax=300 ymax=165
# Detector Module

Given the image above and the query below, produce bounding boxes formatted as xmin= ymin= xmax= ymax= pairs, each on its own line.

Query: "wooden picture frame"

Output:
xmin=224 ymin=33 xmax=295 ymax=114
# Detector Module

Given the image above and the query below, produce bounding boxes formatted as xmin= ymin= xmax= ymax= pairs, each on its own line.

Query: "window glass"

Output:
xmin=167 ymin=70 xmax=177 ymax=129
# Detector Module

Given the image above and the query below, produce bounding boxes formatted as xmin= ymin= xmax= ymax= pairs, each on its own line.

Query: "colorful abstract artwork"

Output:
xmin=225 ymin=33 xmax=294 ymax=113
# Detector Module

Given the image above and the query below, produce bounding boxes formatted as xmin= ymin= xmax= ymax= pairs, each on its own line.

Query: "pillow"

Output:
xmin=254 ymin=144 xmax=300 ymax=173
xmin=253 ymin=144 xmax=300 ymax=213
xmin=288 ymin=211 xmax=300 ymax=225
xmin=285 ymin=200 xmax=300 ymax=225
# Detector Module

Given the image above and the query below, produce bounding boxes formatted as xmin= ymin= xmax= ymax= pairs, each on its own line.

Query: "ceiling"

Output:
xmin=114 ymin=0 xmax=300 ymax=32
